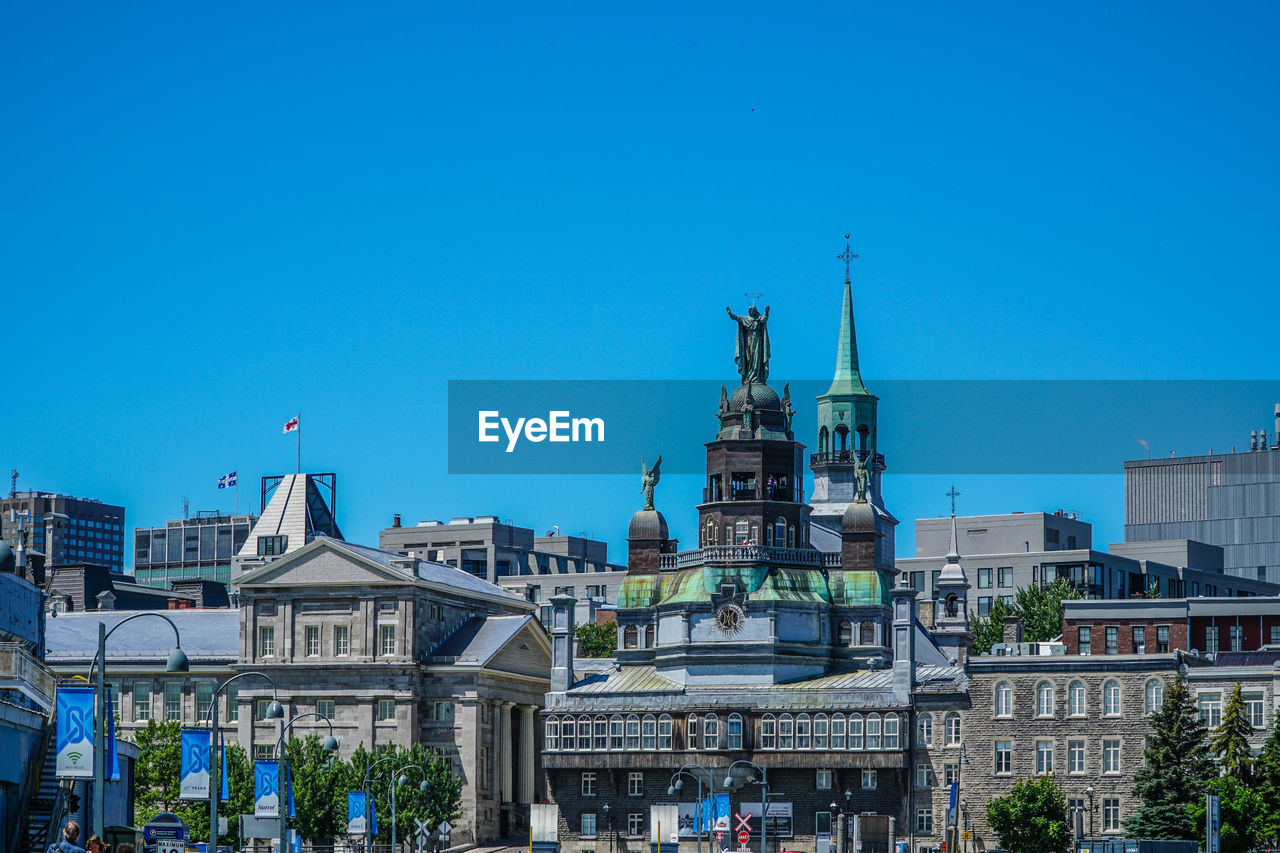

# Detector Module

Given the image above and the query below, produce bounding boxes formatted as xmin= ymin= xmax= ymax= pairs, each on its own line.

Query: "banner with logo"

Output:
xmin=347 ymin=792 xmax=377 ymax=835
xmin=105 ymin=684 xmax=120 ymax=781
xmin=254 ymin=760 xmax=280 ymax=817
xmin=180 ymin=729 xmax=211 ymax=799
xmin=56 ymin=686 xmax=95 ymax=778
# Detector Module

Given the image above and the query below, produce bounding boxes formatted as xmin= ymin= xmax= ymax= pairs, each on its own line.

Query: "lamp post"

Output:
xmin=1085 ymin=786 xmax=1096 ymax=838
xmin=602 ymin=803 xmax=613 ymax=853
xmin=723 ymin=761 xmax=769 ymax=853
xmin=386 ymin=765 xmax=430 ymax=853
xmin=827 ymin=802 xmax=839 ymax=853
xmin=87 ymin=613 xmax=189 ymax=837
xmin=669 ymin=764 xmax=718 ymax=853
xmin=200 ymin=672 xmax=284 ymax=852
xmin=364 ymin=756 xmax=402 ymax=853
xmin=842 ymin=789 xmax=851 ymax=850
xmin=275 ymin=712 xmax=339 ymax=853
xmin=949 ymin=744 xmax=970 ymax=853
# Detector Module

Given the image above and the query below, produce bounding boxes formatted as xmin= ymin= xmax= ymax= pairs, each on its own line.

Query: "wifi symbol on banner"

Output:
xmin=68 ymin=751 xmax=83 ymax=764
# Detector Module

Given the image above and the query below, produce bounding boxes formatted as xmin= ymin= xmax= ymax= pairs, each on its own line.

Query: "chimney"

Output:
xmin=392 ymin=514 xmax=402 ymax=528
xmin=549 ymin=593 xmax=577 ymax=693
xmin=1263 ymin=430 xmax=1270 ymax=451
xmin=1002 ymin=615 xmax=1023 ymax=646
xmin=1274 ymin=404 xmax=1280 ymax=447
xmin=1251 ymin=430 xmax=1258 ymax=451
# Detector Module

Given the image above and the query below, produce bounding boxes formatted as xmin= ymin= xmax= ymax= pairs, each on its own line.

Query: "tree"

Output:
xmin=210 ymin=742 xmax=254 ymax=845
xmin=576 ymin=622 xmax=617 ymax=657
xmin=1186 ymin=776 xmax=1267 ymax=853
xmin=1213 ymin=684 xmax=1255 ymax=782
xmin=349 ymin=744 xmax=463 ymax=846
xmin=984 ymin=775 xmax=1071 ymax=853
xmin=968 ymin=596 xmax=1012 ymax=656
xmin=1254 ymin=722 xmax=1280 ymax=843
xmin=1014 ymin=577 xmax=1082 ymax=643
xmin=286 ymin=735 xmax=350 ymax=843
xmin=130 ymin=719 xmax=184 ymax=824
xmin=1125 ymin=677 xmax=1215 ymax=839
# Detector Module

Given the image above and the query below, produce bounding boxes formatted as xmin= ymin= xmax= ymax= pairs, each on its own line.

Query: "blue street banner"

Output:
xmin=220 ymin=733 xmax=229 ymax=802
xmin=254 ymin=761 xmax=280 ymax=817
xmin=347 ymin=792 xmax=377 ymax=835
xmin=703 ymin=794 xmax=729 ymax=832
xmin=56 ymin=686 xmax=95 ymax=778
xmin=105 ymin=684 xmax=120 ymax=781
xmin=181 ymin=729 xmax=211 ymax=800
xmin=285 ymin=761 xmax=295 ymax=818
xmin=948 ymin=781 xmax=959 ymax=825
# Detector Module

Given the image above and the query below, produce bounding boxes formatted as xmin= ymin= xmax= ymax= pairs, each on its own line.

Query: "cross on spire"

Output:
xmin=946 ymin=485 xmax=961 ymax=517
xmin=837 ymin=233 xmax=858 ymax=284
xmin=744 ymin=291 xmax=763 ymax=307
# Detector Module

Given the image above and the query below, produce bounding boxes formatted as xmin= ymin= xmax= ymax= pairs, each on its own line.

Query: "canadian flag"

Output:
xmin=283 ymin=415 xmax=300 ymax=434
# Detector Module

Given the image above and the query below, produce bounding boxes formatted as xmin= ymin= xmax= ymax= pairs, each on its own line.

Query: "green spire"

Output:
xmin=824 ymin=279 xmax=871 ymax=397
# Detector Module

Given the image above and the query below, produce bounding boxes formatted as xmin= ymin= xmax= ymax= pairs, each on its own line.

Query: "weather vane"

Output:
xmin=837 ymin=233 xmax=858 ymax=284
xmin=744 ymin=291 xmax=763 ymax=306
xmin=946 ymin=485 xmax=961 ymax=517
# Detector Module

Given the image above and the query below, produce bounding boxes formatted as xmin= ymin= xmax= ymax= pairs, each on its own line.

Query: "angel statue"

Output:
xmin=781 ymin=382 xmax=795 ymax=432
xmin=854 ymin=450 xmax=870 ymax=503
xmin=718 ymin=384 xmax=730 ymax=415
xmin=641 ymin=455 xmax=662 ymax=511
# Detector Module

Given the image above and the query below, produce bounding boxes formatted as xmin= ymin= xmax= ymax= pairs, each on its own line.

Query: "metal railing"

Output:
xmin=659 ymin=545 xmax=825 ymax=569
xmin=809 ymin=450 xmax=879 ymax=465
xmin=0 ymin=643 xmax=56 ymax=711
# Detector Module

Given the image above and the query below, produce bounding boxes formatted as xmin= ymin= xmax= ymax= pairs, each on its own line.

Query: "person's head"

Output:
xmin=117 ymin=844 xmax=134 ymax=853
xmin=86 ymin=835 xmax=105 ymax=853
xmin=63 ymin=822 xmax=80 ymax=844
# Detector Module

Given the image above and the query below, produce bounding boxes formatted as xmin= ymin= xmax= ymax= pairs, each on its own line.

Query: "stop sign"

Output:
xmin=737 ymin=832 xmax=750 ymax=845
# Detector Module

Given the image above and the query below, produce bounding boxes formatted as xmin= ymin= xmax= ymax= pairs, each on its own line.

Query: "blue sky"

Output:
xmin=4 ymin=2 xmax=1279 ymax=564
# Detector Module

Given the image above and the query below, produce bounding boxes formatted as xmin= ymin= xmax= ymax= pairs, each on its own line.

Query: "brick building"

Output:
xmin=1062 ymin=596 xmax=1280 ymax=656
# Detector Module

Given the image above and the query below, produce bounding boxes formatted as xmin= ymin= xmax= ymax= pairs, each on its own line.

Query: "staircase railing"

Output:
xmin=16 ymin=682 xmax=69 ymax=853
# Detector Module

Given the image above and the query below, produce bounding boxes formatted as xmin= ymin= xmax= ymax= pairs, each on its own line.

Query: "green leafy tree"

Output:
xmin=984 ymin=775 xmax=1071 ymax=853
xmin=1185 ymin=776 xmax=1267 ymax=853
xmin=576 ymin=622 xmax=617 ymax=657
xmin=210 ymin=742 xmax=255 ymax=845
xmin=286 ymin=735 xmax=350 ymax=843
xmin=1014 ymin=577 xmax=1082 ymax=643
xmin=1254 ymin=722 xmax=1280 ymax=843
xmin=1125 ymin=678 xmax=1215 ymax=839
xmin=968 ymin=596 xmax=1012 ymax=656
xmin=349 ymin=744 xmax=463 ymax=846
xmin=130 ymin=719 xmax=184 ymax=824
xmin=1213 ymin=684 xmax=1255 ymax=782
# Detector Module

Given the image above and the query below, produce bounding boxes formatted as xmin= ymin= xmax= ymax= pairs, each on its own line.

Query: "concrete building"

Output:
xmin=379 ymin=515 xmax=627 ymax=621
xmin=43 ymin=561 xmax=229 ymax=613
xmin=133 ymin=511 xmax=256 ymax=588
xmin=1 ymin=491 xmax=126 ymax=572
xmin=1125 ymin=412 xmax=1280 ymax=583
xmin=897 ymin=511 xmax=1278 ymax=615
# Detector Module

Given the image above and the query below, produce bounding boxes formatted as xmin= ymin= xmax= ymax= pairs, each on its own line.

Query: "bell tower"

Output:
xmin=933 ymin=489 xmax=972 ymax=664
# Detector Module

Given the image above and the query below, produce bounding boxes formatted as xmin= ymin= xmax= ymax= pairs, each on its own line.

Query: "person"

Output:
xmin=49 ymin=821 xmax=86 ymax=853
xmin=116 ymin=844 xmax=134 ymax=853
xmin=85 ymin=835 xmax=107 ymax=853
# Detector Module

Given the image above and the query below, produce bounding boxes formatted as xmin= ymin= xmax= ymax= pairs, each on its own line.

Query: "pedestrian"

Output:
xmin=116 ymin=844 xmax=134 ymax=853
xmin=85 ymin=835 xmax=107 ymax=853
xmin=48 ymin=821 xmax=87 ymax=853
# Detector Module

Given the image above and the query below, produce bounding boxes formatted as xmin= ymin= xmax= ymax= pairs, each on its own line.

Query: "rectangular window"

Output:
xmin=1105 ymin=626 xmax=1119 ymax=654
xmin=581 ymin=772 xmax=596 ymax=797
xmin=1206 ymin=626 xmax=1219 ymax=655
xmin=132 ymin=681 xmax=151 ymax=721
xmin=610 ymin=716 xmax=624 ymax=750
xmin=196 ymin=681 xmax=214 ymax=723
xmin=628 ymin=772 xmax=643 ymax=796
xmin=1102 ymin=739 xmax=1121 ymax=774
xmin=997 ymin=567 xmax=1013 ymax=588
xmin=816 ymin=769 xmax=833 ymax=790
xmin=815 ymin=813 xmax=832 ymax=837
xmin=226 ymin=683 xmax=239 ymax=722
xmin=943 ymin=763 xmax=958 ymax=786
xmin=165 ymin=682 xmax=182 ymax=721
xmin=994 ymin=741 xmax=1012 ymax=775
xmin=1103 ymin=799 xmax=1120 ymax=832
xmin=1244 ymin=691 xmax=1265 ymax=728
xmin=1132 ymin=626 xmax=1146 ymax=654
xmin=430 ymin=604 xmax=445 ymax=621
xmin=1271 ymin=625 xmax=1280 ymax=646
xmin=305 ymin=625 xmax=320 ymax=657
xmin=334 ymin=625 xmax=350 ymax=656
xmin=916 ymin=764 xmax=934 ymax=788
xmin=1068 ymin=740 xmax=1085 ymax=774
xmin=317 ymin=699 xmax=335 ymax=719
xmin=257 ymin=534 xmax=288 ymax=556
xmin=860 ymin=769 xmax=877 ymax=790
xmin=1078 ymin=627 xmax=1091 ymax=655
xmin=1230 ymin=624 xmax=1243 ymax=652
xmin=434 ymin=701 xmax=454 ymax=722
xmin=377 ymin=699 xmax=395 ymax=721
xmin=379 ymin=624 xmax=396 ymax=656
xmin=628 ymin=814 xmax=644 ymax=837
xmin=1157 ymin=625 xmax=1170 ymax=653
xmin=1035 ymin=740 xmax=1053 ymax=774
xmin=580 ymin=813 xmax=596 ymax=837
xmin=978 ymin=596 xmax=992 ymax=617
xmin=259 ymin=625 xmax=275 ymax=657
xmin=978 ymin=568 xmax=992 ymax=589
xmin=255 ymin=745 xmax=274 ymax=760
xmin=915 ymin=808 xmax=933 ymax=834
xmin=1199 ymin=692 xmax=1222 ymax=728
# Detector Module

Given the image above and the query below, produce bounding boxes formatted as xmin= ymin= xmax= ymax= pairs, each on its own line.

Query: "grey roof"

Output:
xmin=430 ymin=614 xmax=535 ymax=663
xmin=567 ymin=662 xmax=964 ymax=696
xmin=1063 ymin=599 xmax=1188 ymax=621
xmin=314 ymin=537 xmax=530 ymax=604
xmin=45 ymin=609 xmax=239 ymax=662
xmin=810 ymin=522 xmax=841 ymax=554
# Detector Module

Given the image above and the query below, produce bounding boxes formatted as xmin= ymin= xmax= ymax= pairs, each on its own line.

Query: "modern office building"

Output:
xmin=0 ymin=491 xmax=125 ymax=572
xmin=1125 ymin=411 xmax=1280 ymax=583
xmin=379 ymin=515 xmax=627 ymax=620
xmin=133 ymin=511 xmax=256 ymax=588
xmin=896 ymin=511 xmax=1278 ymax=614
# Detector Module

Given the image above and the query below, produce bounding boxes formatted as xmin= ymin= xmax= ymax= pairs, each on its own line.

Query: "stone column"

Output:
xmin=500 ymin=702 xmax=514 ymax=803
xmin=518 ymin=706 xmax=535 ymax=804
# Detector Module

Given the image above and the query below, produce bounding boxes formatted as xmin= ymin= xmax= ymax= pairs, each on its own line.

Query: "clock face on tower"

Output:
xmin=715 ymin=603 xmax=744 ymax=635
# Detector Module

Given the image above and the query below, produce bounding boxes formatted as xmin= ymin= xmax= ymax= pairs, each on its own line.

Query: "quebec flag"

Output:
xmin=254 ymin=760 xmax=280 ymax=817
xmin=180 ymin=729 xmax=211 ymax=800
xmin=56 ymin=687 xmax=95 ymax=779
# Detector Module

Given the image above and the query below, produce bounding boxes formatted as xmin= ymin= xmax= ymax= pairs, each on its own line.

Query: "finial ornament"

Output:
xmin=837 ymin=233 xmax=859 ymax=285
xmin=781 ymin=382 xmax=795 ymax=432
xmin=726 ymin=303 xmax=771 ymax=384
xmin=641 ymin=455 xmax=662 ymax=511
xmin=946 ymin=485 xmax=961 ymax=517
xmin=718 ymin=384 xmax=729 ymax=415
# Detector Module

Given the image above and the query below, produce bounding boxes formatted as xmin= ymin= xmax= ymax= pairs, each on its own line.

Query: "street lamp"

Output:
xmin=199 ymin=672 xmax=283 ymax=852
xmin=602 ymin=803 xmax=613 ymax=853
xmin=1085 ymin=786 xmax=1096 ymax=838
xmin=275 ymin=712 xmax=339 ymax=853
xmin=722 ymin=761 xmax=769 ymax=853
xmin=842 ymin=789 xmax=851 ymax=848
xmin=363 ymin=756 xmax=402 ymax=853
xmin=669 ymin=764 xmax=718 ymax=853
xmin=387 ymin=765 xmax=430 ymax=853
xmin=86 ymin=613 xmax=189 ymax=837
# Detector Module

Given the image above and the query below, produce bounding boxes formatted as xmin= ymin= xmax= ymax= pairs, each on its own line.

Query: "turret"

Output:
xmin=932 ymin=510 xmax=972 ymax=664
xmin=549 ymin=593 xmax=577 ymax=693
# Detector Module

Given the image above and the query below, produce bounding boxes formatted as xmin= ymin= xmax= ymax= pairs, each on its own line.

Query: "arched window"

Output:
xmin=704 ymin=713 xmax=720 ymax=749
xmin=917 ymin=713 xmax=933 ymax=747
xmin=1069 ymin=681 xmax=1086 ymax=716
xmin=814 ymin=714 xmax=829 ymax=749
xmin=1103 ymin=681 xmax=1122 ymax=716
xmin=577 ymin=717 xmax=591 ymax=750
xmin=831 ymin=713 xmax=847 ymax=749
xmin=835 ymin=425 xmax=849 ymax=452
xmin=1145 ymin=679 xmax=1165 ymax=715
xmin=625 ymin=714 xmax=640 ymax=750
xmin=848 ymin=714 xmax=864 ymax=749
xmin=687 ymin=714 xmax=699 ymax=750
xmin=883 ymin=713 xmax=899 ymax=749
xmin=734 ymin=519 xmax=749 ymax=545
xmin=561 ymin=716 xmax=576 ymax=750
xmin=1036 ymin=682 xmax=1055 ymax=717
xmin=944 ymin=593 xmax=959 ymax=618
xmin=787 ymin=524 xmax=795 ymax=548
xmin=860 ymin=620 xmax=876 ymax=646
xmin=658 ymin=714 xmax=673 ymax=750
xmin=796 ymin=714 xmax=812 ymax=749
xmin=995 ymin=682 xmax=1013 ymax=717
xmin=641 ymin=714 xmax=657 ymax=750
xmin=545 ymin=716 xmax=560 ymax=751
xmin=819 ymin=427 xmax=830 ymax=454
xmin=866 ymin=713 xmax=882 ymax=749
xmin=775 ymin=517 xmax=788 ymax=548
xmin=644 ymin=623 xmax=656 ymax=648
xmin=944 ymin=712 xmax=961 ymax=746
xmin=778 ymin=714 xmax=795 ymax=749
xmin=623 ymin=626 xmax=638 ymax=649
xmin=838 ymin=621 xmax=853 ymax=645
xmin=610 ymin=715 xmax=624 ymax=750
xmin=765 ymin=524 xmax=773 ymax=547
xmin=761 ymin=714 xmax=777 ymax=749
xmin=728 ymin=713 xmax=744 ymax=750
xmin=594 ymin=715 xmax=608 ymax=750
xmin=705 ymin=518 xmax=717 ymax=546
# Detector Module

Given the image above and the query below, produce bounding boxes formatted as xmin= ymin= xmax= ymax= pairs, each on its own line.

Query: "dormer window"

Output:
xmin=720 ymin=583 xmax=737 ymax=598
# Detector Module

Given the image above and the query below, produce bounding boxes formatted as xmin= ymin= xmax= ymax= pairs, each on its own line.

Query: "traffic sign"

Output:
xmin=715 ymin=832 xmax=724 ymax=843
xmin=738 ymin=832 xmax=750 ymax=844
xmin=735 ymin=813 xmax=752 ymax=832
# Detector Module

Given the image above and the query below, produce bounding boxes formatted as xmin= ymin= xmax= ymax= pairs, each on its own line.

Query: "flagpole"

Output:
xmin=296 ymin=413 xmax=301 ymax=476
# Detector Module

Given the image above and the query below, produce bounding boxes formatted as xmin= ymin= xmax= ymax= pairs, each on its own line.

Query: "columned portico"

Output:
xmin=518 ymin=704 xmax=536 ymax=804
xmin=500 ymin=701 xmax=514 ymax=802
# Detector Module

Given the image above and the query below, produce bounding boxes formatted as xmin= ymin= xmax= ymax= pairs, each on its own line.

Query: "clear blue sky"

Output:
xmin=5 ymin=2 xmax=1279 ymax=565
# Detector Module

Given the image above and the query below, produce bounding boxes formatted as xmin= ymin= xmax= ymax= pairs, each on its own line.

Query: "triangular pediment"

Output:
xmin=486 ymin=618 xmax=553 ymax=677
xmin=237 ymin=538 xmax=413 ymax=588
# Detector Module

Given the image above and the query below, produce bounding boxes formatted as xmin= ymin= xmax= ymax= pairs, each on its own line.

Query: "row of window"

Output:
xmin=701 ymin=516 xmax=808 ymax=549
xmin=257 ymin=624 xmax=397 ymax=658
xmin=546 ymin=712 xmax=907 ymax=751
xmin=1077 ymin=626 xmax=1173 ymax=655
xmin=915 ymin=800 xmax=1121 ymax=835
xmin=1197 ymin=690 xmax=1266 ymax=729
xmin=975 ymin=567 xmax=1015 ymax=589
xmin=991 ymin=679 xmax=1165 ymax=718
xmin=988 ymin=738 xmax=1125 ymax=776
xmin=578 ymin=768 xmax=881 ymax=800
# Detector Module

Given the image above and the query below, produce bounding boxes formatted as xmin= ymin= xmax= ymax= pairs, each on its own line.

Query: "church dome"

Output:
xmin=842 ymin=499 xmax=878 ymax=535
xmin=0 ymin=542 xmax=13 ymax=574
xmin=729 ymin=381 xmax=781 ymax=412
xmin=628 ymin=508 xmax=669 ymax=542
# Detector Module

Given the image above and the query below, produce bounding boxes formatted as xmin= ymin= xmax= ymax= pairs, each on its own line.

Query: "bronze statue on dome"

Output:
xmin=641 ymin=455 xmax=662 ymax=511
xmin=726 ymin=303 xmax=771 ymax=384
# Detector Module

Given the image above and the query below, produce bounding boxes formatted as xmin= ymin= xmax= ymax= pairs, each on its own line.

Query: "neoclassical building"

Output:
xmin=541 ymin=283 xmax=969 ymax=853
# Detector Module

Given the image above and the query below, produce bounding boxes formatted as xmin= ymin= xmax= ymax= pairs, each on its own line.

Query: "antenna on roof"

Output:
xmin=8 ymin=469 xmax=16 ymax=500
xmin=183 ymin=497 xmax=189 ymax=520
